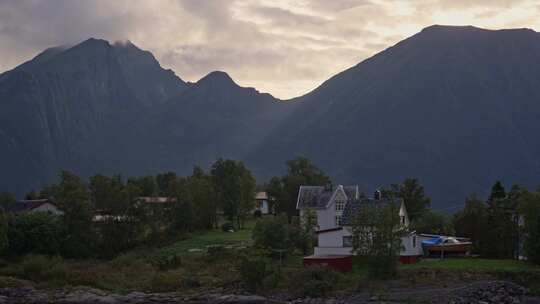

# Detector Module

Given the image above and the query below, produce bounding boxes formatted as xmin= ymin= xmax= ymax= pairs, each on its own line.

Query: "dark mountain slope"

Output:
xmin=0 ymin=38 xmax=188 ymax=194
xmin=103 ymin=70 xmax=298 ymax=176
xmin=249 ymin=25 xmax=540 ymax=207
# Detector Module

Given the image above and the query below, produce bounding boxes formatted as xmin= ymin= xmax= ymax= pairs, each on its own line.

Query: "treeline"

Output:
xmin=453 ymin=182 xmax=540 ymax=263
xmin=0 ymin=158 xmax=256 ymax=259
xmin=1 ymin=155 xmax=540 ymax=264
xmin=378 ymin=179 xmax=540 ymax=264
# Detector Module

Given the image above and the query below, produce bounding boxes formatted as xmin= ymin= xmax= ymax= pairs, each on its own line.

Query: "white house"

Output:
xmin=254 ymin=192 xmax=270 ymax=215
xmin=296 ymin=184 xmax=360 ymax=231
xmin=298 ymin=186 xmax=422 ymax=263
xmin=6 ymin=199 xmax=63 ymax=216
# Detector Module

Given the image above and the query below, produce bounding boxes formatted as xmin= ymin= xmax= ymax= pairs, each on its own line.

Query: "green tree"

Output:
xmin=156 ymin=172 xmax=178 ymax=196
xmin=252 ymin=215 xmax=290 ymax=250
xmin=267 ymin=157 xmax=330 ymax=221
xmin=211 ymin=159 xmax=256 ymax=228
xmin=488 ymin=180 xmax=507 ymax=204
xmin=482 ymin=181 xmax=518 ymax=258
xmin=127 ymin=176 xmax=158 ymax=197
xmin=0 ymin=192 xmax=16 ymax=211
xmin=6 ymin=212 xmax=62 ymax=256
xmin=412 ymin=210 xmax=454 ymax=235
xmin=0 ymin=209 xmax=7 ymax=253
xmin=185 ymin=166 xmax=218 ymax=229
xmin=520 ymin=190 xmax=540 ymax=264
xmin=387 ymin=178 xmax=430 ymax=222
xmin=89 ymin=174 xmax=139 ymax=257
xmin=351 ymin=203 xmax=405 ymax=279
xmin=453 ymin=194 xmax=488 ymax=253
xmin=55 ymin=170 xmax=95 ymax=258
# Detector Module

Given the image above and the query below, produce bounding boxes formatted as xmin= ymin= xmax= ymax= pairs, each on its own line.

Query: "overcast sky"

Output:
xmin=1 ymin=0 xmax=539 ymax=98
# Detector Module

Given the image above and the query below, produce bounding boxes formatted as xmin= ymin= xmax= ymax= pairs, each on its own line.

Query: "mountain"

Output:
xmin=3 ymin=26 xmax=540 ymax=209
xmin=0 ymin=39 xmax=293 ymax=194
xmin=88 ymin=70 xmax=297 ymax=177
xmin=0 ymin=38 xmax=188 ymax=194
xmin=248 ymin=25 xmax=540 ymax=208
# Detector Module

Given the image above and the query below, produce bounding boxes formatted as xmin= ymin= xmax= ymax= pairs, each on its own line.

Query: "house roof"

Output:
xmin=137 ymin=197 xmax=177 ymax=203
xmin=296 ymin=185 xmax=359 ymax=209
xmin=5 ymin=199 xmax=56 ymax=214
xmin=315 ymin=227 xmax=344 ymax=234
xmin=341 ymin=197 xmax=404 ymax=226
xmin=255 ymin=192 xmax=268 ymax=200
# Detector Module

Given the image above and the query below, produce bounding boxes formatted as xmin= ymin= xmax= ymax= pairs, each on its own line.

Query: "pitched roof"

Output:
xmin=137 ymin=197 xmax=177 ymax=203
xmin=5 ymin=199 xmax=55 ymax=214
xmin=255 ymin=192 xmax=268 ymax=200
xmin=296 ymin=185 xmax=359 ymax=209
xmin=341 ymin=197 xmax=404 ymax=226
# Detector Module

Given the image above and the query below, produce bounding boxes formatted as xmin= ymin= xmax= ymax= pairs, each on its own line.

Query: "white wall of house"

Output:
xmin=316 ymin=227 xmax=423 ymax=257
xmin=29 ymin=203 xmax=63 ymax=215
xmin=315 ymin=227 xmax=353 ymax=255
xmin=401 ymin=234 xmax=423 ymax=256
xmin=255 ymin=199 xmax=269 ymax=214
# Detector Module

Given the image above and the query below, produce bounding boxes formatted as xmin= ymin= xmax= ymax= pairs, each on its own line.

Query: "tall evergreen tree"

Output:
xmin=267 ymin=157 xmax=330 ymax=221
xmin=453 ymin=194 xmax=488 ymax=253
xmin=388 ymin=178 xmax=431 ymax=221
xmin=488 ymin=181 xmax=507 ymax=204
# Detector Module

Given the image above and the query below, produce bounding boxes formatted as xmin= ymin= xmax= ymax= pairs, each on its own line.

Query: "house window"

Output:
xmin=412 ymin=235 xmax=416 ymax=248
xmin=401 ymin=216 xmax=406 ymax=225
xmin=335 ymin=215 xmax=342 ymax=226
xmin=335 ymin=200 xmax=345 ymax=211
xmin=343 ymin=236 xmax=353 ymax=247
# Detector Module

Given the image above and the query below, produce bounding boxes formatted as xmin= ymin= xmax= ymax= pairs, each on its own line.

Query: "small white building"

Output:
xmin=254 ymin=192 xmax=270 ymax=215
xmin=6 ymin=199 xmax=63 ymax=216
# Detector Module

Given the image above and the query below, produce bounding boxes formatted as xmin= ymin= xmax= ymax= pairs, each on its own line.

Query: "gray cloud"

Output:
xmin=0 ymin=0 xmax=539 ymax=98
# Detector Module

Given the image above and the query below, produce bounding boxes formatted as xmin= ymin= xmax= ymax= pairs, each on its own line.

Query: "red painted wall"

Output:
xmin=303 ymin=256 xmax=353 ymax=272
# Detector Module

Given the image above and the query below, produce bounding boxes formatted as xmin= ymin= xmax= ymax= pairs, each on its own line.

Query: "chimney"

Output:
xmin=324 ymin=182 xmax=333 ymax=191
xmin=374 ymin=189 xmax=382 ymax=200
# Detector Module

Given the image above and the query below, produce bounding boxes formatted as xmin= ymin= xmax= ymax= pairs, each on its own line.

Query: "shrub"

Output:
xmin=6 ymin=213 xmax=62 ymax=257
xmin=238 ymin=256 xmax=269 ymax=292
xmin=221 ymin=222 xmax=234 ymax=232
xmin=19 ymin=255 xmax=67 ymax=283
xmin=150 ymin=272 xmax=184 ymax=292
xmin=206 ymin=245 xmax=228 ymax=261
xmin=20 ymin=255 xmax=49 ymax=280
xmin=110 ymin=252 xmax=146 ymax=269
xmin=151 ymin=252 xmax=182 ymax=270
xmin=368 ymin=255 xmax=399 ymax=279
xmin=252 ymin=215 xmax=289 ymax=250
xmin=290 ymin=266 xmax=342 ymax=297
xmin=262 ymin=269 xmax=281 ymax=290
xmin=254 ymin=210 xmax=262 ymax=218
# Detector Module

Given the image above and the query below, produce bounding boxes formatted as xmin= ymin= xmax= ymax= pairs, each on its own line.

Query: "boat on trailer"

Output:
xmin=422 ymin=236 xmax=472 ymax=256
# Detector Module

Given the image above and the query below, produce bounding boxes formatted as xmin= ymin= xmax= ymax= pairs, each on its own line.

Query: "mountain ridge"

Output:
xmin=3 ymin=25 xmax=540 ymax=208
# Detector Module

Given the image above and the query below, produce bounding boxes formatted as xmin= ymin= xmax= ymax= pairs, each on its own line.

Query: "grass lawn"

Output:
xmin=159 ymin=219 xmax=256 ymax=256
xmin=400 ymin=258 xmax=538 ymax=272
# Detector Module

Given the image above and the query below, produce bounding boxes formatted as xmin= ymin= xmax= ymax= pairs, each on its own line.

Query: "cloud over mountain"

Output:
xmin=1 ymin=0 xmax=540 ymax=98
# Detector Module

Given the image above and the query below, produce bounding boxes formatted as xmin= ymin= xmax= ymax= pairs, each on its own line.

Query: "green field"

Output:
xmin=159 ymin=220 xmax=255 ymax=256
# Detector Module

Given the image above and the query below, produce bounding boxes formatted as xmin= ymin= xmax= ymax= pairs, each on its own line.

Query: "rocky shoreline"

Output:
xmin=0 ymin=281 xmax=537 ymax=304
